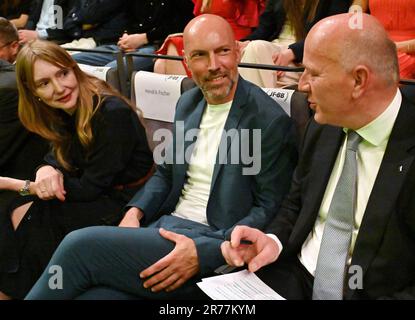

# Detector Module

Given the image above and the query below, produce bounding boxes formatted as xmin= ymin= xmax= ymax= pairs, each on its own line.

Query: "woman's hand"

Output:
xmin=118 ymin=207 xmax=143 ymax=228
xmin=272 ymin=48 xmax=296 ymax=78
xmin=35 ymin=166 xmax=66 ymax=201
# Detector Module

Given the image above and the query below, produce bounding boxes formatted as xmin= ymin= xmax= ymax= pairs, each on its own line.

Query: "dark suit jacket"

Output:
xmin=0 ymin=60 xmax=49 ymax=267
xmin=128 ymin=77 xmax=298 ymax=275
xmin=0 ymin=60 xmax=49 ymax=180
xmin=267 ymin=91 xmax=415 ymax=299
xmin=62 ymin=0 xmax=128 ymax=45
xmin=26 ymin=0 xmax=75 ymax=42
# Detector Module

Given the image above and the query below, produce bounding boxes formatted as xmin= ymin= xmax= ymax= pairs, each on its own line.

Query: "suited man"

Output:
xmin=222 ymin=13 xmax=415 ymax=300
xmin=18 ymin=0 xmax=75 ymax=44
xmin=0 ymin=18 xmax=48 ymax=187
xmin=25 ymin=14 xmax=297 ymax=299
xmin=0 ymin=18 xmax=49 ymax=300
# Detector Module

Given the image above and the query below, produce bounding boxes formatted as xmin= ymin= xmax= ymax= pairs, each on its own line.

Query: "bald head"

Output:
xmin=307 ymin=13 xmax=399 ymax=85
xmin=183 ymin=14 xmax=236 ymax=54
xmin=181 ymin=14 xmax=240 ymax=105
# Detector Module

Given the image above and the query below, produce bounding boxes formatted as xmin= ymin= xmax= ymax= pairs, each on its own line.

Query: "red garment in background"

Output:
xmin=157 ymin=0 xmax=265 ymax=77
xmin=370 ymin=0 xmax=415 ymax=79
xmin=193 ymin=0 xmax=265 ymax=40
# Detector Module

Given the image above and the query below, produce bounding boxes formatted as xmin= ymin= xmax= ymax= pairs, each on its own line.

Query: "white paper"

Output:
xmin=197 ymin=270 xmax=285 ymax=300
xmin=134 ymin=71 xmax=186 ymax=122
xmin=262 ymin=88 xmax=294 ymax=116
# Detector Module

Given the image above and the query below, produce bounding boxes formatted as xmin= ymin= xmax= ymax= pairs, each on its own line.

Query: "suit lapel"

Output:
xmin=290 ymin=126 xmax=345 ymax=244
xmin=346 ymin=97 xmax=415 ymax=299
xmin=209 ymin=77 xmax=248 ymax=193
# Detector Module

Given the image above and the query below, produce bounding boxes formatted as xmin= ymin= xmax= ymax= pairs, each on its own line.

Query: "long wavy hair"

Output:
xmin=16 ymin=40 xmax=136 ymax=171
xmin=283 ymin=0 xmax=320 ymax=41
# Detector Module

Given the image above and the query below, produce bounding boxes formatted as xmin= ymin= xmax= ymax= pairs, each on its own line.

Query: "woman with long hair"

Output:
xmin=0 ymin=40 xmax=154 ymax=299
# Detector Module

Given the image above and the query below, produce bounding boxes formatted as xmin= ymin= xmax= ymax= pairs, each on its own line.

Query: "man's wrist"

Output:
xmin=266 ymin=233 xmax=283 ymax=255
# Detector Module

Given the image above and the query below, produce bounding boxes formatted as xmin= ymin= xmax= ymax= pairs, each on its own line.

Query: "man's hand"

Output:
xmin=221 ymin=226 xmax=280 ymax=273
xmin=35 ymin=165 xmax=66 ymax=201
xmin=118 ymin=207 xmax=143 ymax=228
xmin=117 ymin=33 xmax=148 ymax=52
xmin=140 ymin=228 xmax=200 ymax=292
xmin=272 ymin=48 xmax=295 ymax=78
xmin=18 ymin=30 xmax=39 ymax=44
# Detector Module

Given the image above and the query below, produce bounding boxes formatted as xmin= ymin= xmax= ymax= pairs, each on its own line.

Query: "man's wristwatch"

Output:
xmin=19 ymin=180 xmax=31 ymax=196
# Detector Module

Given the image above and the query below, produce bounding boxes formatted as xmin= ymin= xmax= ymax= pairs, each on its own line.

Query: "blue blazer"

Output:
xmin=128 ymin=77 xmax=297 ymax=275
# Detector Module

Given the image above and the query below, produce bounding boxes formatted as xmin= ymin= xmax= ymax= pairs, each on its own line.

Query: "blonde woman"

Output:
xmin=0 ymin=40 xmax=153 ymax=299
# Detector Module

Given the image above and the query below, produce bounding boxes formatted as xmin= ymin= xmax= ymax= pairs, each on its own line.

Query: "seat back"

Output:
xmin=131 ymin=71 xmax=189 ymax=151
xmin=78 ymin=63 xmax=122 ymax=92
xmin=131 ymin=73 xmax=311 ymax=151
xmin=262 ymin=88 xmax=312 ymax=146
xmin=179 ymin=79 xmax=312 ymax=147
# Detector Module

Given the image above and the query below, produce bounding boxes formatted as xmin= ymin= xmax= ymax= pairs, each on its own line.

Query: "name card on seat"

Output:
xmin=134 ymin=71 xmax=186 ymax=123
xmin=78 ymin=64 xmax=111 ymax=81
xmin=262 ymin=88 xmax=294 ymax=116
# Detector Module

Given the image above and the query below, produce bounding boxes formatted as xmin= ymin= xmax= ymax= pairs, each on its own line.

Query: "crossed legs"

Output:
xmin=26 ymin=226 xmax=205 ymax=300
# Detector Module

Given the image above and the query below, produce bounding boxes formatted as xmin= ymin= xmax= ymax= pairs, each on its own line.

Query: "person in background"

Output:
xmin=72 ymin=0 xmax=194 ymax=71
xmin=239 ymin=0 xmax=352 ymax=88
xmin=0 ymin=0 xmax=32 ymax=28
xmin=354 ymin=0 xmax=415 ymax=80
xmin=0 ymin=18 xmax=49 ymax=269
xmin=18 ymin=0 xmax=75 ymax=44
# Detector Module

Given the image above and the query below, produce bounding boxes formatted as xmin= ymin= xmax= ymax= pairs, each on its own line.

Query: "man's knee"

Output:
xmin=60 ymin=226 xmax=111 ymax=253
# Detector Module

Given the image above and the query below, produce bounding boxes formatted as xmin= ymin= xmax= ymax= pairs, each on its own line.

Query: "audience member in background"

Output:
xmin=154 ymin=0 xmax=266 ymax=76
xmin=0 ymin=16 xmax=20 ymax=63
xmin=0 ymin=0 xmax=32 ymax=28
xmin=18 ymin=0 xmax=75 ymax=44
xmin=0 ymin=40 xmax=154 ymax=300
xmin=0 ymin=17 xmax=49 ymax=178
xmin=239 ymin=0 xmax=352 ymax=88
xmin=73 ymin=0 xmax=194 ymax=71
xmin=60 ymin=0 xmax=128 ymax=49
xmin=0 ymin=17 xmax=49 ymax=251
xmin=222 ymin=13 xmax=415 ymax=300
xmin=25 ymin=14 xmax=297 ymax=300
xmin=18 ymin=0 xmax=128 ymax=49
xmin=354 ymin=0 xmax=415 ymax=80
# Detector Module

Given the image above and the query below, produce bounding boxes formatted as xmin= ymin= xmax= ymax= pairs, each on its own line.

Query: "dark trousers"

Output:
xmin=256 ymin=256 xmax=314 ymax=300
xmin=25 ymin=216 xmax=216 ymax=300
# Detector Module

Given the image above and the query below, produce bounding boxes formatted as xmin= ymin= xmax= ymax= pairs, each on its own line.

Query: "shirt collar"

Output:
xmin=343 ymin=89 xmax=401 ymax=147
